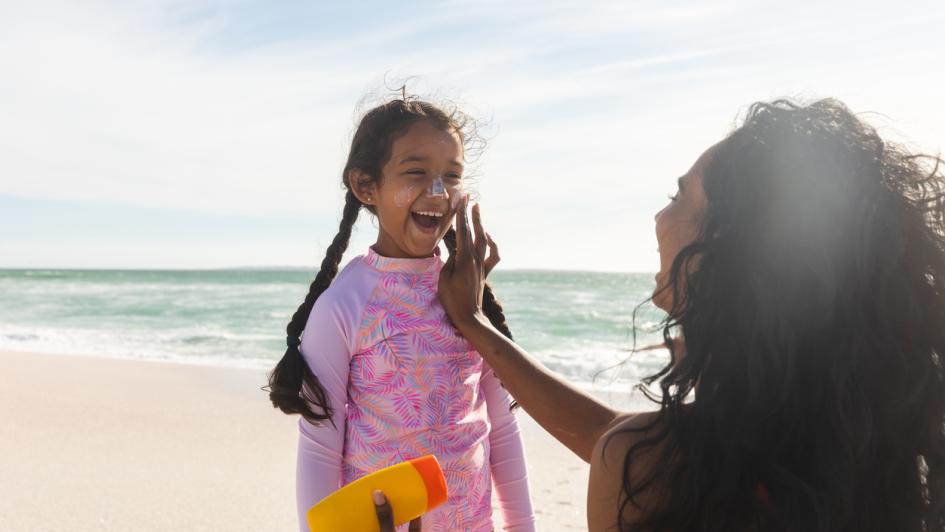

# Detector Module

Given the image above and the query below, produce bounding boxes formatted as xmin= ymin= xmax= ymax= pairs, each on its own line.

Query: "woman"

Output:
xmin=432 ymin=99 xmax=945 ymax=531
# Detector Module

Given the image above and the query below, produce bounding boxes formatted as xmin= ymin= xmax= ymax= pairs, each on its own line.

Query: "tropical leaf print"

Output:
xmin=391 ymin=386 xmax=423 ymax=429
xmin=343 ymin=251 xmax=495 ymax=530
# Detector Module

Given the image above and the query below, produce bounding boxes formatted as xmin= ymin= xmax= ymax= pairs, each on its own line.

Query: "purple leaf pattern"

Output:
xmin=341 ymin=249 xmax=494 ymax=531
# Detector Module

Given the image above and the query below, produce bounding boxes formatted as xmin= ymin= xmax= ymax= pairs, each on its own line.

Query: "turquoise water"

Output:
xmin=0 ymin=268 xmax=668 ymax=388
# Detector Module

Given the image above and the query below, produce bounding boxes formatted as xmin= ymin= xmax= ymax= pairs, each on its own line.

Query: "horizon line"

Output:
xmin=0 ymin=265 xmax=656 ymax=275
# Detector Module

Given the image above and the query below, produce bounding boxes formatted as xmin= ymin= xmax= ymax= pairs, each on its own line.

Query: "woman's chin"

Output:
xmin=652 ymin=275 xmax=672 ymax=312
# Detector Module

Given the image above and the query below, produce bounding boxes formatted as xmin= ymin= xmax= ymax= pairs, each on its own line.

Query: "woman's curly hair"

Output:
xmin=623 ymin=99 xmax=945 ymax=531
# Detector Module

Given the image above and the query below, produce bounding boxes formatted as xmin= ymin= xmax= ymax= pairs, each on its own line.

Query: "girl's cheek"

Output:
xmin=393 ymin=184 xmax=418 ymax=208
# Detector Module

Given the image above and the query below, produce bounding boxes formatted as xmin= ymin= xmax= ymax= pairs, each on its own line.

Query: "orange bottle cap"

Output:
xmin=409 ymin=455 xmax=448 ymax=510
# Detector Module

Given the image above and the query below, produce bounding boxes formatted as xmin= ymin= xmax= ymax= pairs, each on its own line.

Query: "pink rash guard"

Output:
xmin=296 ymin=247 xmax=535 ymax=531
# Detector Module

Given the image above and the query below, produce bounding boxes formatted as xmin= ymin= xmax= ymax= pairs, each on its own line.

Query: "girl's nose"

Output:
xmin=425 ymin=176 xmax=449 ymax=198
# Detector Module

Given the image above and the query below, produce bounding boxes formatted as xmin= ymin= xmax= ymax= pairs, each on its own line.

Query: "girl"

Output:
xmin=268 ymin=98 xmax=536 ymax=531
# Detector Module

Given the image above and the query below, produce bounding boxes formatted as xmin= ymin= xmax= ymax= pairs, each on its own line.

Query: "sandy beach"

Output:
xmin=0 ymin=350 xmax=644 ymax=531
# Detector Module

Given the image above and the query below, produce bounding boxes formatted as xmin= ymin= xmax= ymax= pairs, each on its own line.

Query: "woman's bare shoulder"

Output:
xmin=587 ymin=411 xmax=663 ymax=532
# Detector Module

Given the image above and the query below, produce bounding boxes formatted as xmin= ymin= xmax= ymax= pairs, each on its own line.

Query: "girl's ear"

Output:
xmin=347 ymin=169 xmax=376 ymax=206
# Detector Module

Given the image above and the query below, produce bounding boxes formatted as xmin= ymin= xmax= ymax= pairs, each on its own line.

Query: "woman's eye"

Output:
xmin=446 ymin=173 xmax=462 ymax=181
xmin=667 ymin=193 xmax=678 ymax=202
xmin=405 ymin=169 xmax=426 ymax=176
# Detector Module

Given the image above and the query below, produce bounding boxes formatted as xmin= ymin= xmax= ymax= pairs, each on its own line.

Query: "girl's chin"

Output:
xmin=407 ymin=224 xmax=446 ymax=245
xmin=404 ymin=236 xmax=444 ymax=257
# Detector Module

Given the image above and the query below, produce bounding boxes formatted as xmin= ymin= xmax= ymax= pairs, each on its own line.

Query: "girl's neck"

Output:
xmin=365 ymin=246 xmax=441 ymax=275
xmin=372 ymin=235 xmax=436 ymax=259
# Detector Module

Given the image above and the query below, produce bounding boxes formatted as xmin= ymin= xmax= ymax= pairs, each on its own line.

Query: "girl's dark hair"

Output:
xmin=267 ymin=97 xmax=514 ymax=424
xmin=621 ymin=99 xmax=945 ymax=531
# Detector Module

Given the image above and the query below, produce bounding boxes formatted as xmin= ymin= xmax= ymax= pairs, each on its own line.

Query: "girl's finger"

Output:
xmin=471 ymin=203 xmax=487 ymax=265
xmin=373 ymin=490 xmax=396 ymax=532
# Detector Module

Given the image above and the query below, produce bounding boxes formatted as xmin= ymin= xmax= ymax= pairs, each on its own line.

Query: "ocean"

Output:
xmin=0 ymin=268 xmax=669 ymax=390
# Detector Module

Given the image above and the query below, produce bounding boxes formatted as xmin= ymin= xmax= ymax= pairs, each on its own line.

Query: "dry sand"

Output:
xmin=0 ymin=351 xmax=643 ymax=531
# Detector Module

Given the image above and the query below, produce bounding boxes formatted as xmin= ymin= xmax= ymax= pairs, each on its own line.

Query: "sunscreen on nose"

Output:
xmin=426 ymin=175 xmax=448 ymax=198
xmin=306 ymin=455 xmax=448 ymax=532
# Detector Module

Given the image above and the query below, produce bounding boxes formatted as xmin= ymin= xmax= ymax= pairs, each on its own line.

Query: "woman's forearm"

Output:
xmin=462 ymin=313 xmax=619 ymax=462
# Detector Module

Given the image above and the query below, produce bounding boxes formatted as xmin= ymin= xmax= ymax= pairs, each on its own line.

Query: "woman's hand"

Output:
xmin=373 ymin=490 xmax=421 ymax=532
xmin=439 ymin=195 xmax=500 ymax=329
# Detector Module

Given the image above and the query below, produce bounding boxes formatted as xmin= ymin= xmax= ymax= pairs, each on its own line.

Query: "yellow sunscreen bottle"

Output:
xmin=306 ymin=454 xmax=448 ymax=532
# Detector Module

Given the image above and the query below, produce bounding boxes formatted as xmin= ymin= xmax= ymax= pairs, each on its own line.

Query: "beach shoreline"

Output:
xmin=0 ymin=350 xmax=650 ymax=531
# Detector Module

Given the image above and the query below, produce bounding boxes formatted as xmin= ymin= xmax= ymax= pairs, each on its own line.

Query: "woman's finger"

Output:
xmin=373 ymin=490 xmax=396 ymax=532
xmin=442 ymin=241 xmax=456 ymax=273
xmin=448 ymin=193 xmax=465 ymax=262
xmin=456 ymin=194 xmax=474 ymax=264
xmin=471 ymin=203 xmax=487 ymax=265
xmin=483 ymin=232 xmax=500 ymax=277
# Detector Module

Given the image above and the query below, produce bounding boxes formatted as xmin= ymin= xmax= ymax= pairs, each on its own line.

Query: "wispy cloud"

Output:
xmin=2 ymin=0 xmax=944 ymax=270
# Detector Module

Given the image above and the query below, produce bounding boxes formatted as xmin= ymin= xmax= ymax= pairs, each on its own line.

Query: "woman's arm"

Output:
xmin=465 ymin=314 xmax=620 ymax=461
xmin=439 ymin=198 xmax=623 ymax=462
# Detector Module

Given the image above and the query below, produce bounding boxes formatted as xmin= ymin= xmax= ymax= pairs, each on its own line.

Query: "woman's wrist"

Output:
xmin=454 ymin=310 xmax=492 ymax=336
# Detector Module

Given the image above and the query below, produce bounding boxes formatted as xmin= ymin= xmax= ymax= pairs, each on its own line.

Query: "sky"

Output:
xmin=2 ymin=0 xmax=944 ymax=272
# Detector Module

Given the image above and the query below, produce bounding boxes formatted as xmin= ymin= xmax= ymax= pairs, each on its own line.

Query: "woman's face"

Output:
xmin=653 ymin=146 xmax=712 ymax=312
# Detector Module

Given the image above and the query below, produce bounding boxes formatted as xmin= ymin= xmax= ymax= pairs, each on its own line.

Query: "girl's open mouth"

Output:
xmin=411 ymin=211 xmax=443 ymax=232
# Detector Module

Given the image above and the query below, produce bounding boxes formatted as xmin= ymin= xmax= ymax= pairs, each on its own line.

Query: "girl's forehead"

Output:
xmin=389 ymin=122 xmax=463 ymax=163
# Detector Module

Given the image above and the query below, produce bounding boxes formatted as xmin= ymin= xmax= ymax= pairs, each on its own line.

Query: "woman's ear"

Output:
xmin=347 ymin=169 xmax=376 ymax=206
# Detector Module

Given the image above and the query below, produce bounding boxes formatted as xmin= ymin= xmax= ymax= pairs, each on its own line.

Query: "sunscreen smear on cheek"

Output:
xmin=393 ymin=184 xmax=418 ymax=208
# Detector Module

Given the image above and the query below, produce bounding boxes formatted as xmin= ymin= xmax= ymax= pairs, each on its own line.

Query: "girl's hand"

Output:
xmin=439 ymin=195 xmax=500 ymax=329
xmin=373 ymin=490 xmax=421 ymax=532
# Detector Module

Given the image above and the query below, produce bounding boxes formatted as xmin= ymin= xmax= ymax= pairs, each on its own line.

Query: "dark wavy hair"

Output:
xmin=266 ymin=96 xmax=514 ymax=424
xmin=622 ymin=99 xmax=945 ymax=531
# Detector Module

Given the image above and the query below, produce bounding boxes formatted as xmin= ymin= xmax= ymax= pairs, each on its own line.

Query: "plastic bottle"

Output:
xmin=306 ymin=454 xmax=448 ymax=532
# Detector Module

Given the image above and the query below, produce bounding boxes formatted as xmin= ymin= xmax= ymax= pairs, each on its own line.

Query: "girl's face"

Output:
xmin=653 ymin=145 xmax=712 ymax=312
xmin=357 ymin=120 xmax=465 ymax=258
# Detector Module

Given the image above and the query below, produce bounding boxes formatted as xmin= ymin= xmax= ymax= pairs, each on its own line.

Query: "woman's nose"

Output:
xmin=655 ymin=205 xmax=666 ymax=223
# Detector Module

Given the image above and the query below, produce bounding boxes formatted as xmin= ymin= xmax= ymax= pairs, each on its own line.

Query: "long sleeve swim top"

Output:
xmin=296 ymin=247 xmax=536 ymax=531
